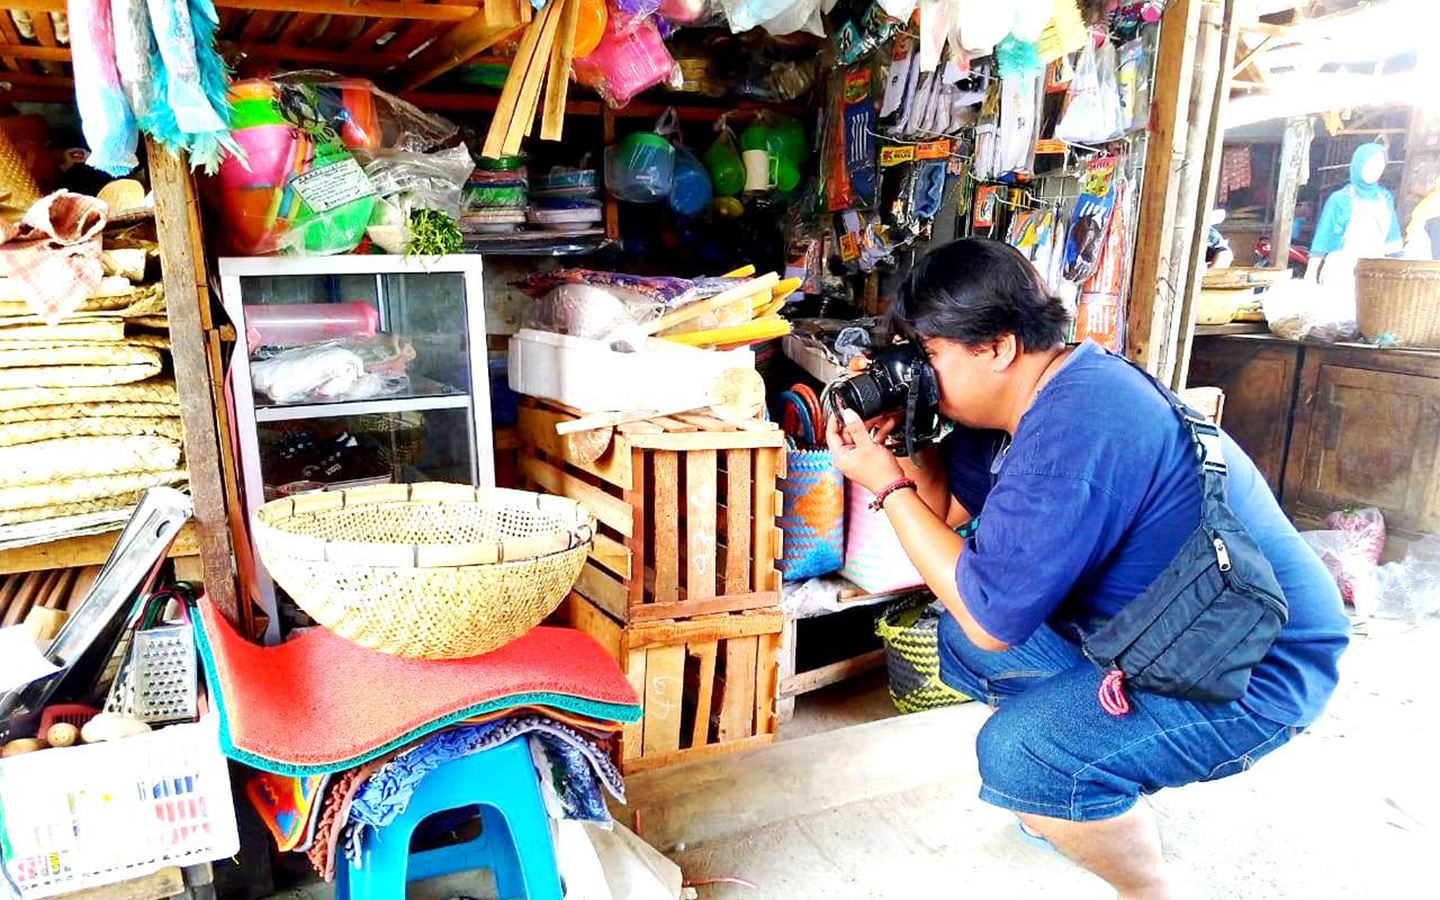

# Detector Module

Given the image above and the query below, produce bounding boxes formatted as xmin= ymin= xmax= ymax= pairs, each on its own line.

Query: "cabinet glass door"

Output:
xmin=237 ymin=269 xmax=481 ymax=497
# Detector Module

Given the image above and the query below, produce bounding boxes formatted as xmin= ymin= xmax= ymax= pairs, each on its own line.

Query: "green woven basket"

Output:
xmin=876 ymin=594 xmax=973 ymax=714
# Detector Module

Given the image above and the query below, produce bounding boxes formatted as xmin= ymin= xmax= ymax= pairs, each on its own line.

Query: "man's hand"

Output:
xmin=826 ymin=408 xmax=906 ymax=495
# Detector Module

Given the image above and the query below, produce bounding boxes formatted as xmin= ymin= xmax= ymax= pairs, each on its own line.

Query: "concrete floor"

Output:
xmin=621 ymin=617 xmax=1439 ymax=900
xmin=264 ymin=618 xmax=1436 ymax=900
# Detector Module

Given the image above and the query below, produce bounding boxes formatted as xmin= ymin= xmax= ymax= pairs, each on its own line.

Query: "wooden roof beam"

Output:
xmin=394 ymin=11 xmax=523 ymax=90
xmin=0 ymin=43 xmax=68 ymax=62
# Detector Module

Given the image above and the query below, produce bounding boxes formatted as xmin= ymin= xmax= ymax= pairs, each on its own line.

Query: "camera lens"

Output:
xmin=836 ymin=374 xmax=885 ymax=420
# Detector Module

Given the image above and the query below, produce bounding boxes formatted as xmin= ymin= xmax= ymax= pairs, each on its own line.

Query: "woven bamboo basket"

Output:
xmin=353 ymin=412 xmax=425 ymax=468
xmin=1355 ymin=258 xmax=1440 ymax=348
xmin=0 ymin=128 xmax=40 ymax=220
xmin=251 ymin=483 xmax=596 ymax=659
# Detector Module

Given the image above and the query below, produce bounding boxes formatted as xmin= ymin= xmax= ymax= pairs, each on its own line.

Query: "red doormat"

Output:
xmin=194 ymin=598 xmax=641 ymax=776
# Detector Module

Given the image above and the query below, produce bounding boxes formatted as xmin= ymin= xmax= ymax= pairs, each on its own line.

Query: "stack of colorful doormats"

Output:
xmin=193 ymin=599 xmax=641 ymax=880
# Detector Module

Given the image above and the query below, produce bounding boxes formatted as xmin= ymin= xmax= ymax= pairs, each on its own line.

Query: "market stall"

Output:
xmin=0 ymin=0 xmax=1249 ymax=897
xmin=1185 ymin=0 xmax=1440 ymax=622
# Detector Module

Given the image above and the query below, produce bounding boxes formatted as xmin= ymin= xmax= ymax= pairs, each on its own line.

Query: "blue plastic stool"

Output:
xmin=335 ymin=737 xmax=562 ymax=900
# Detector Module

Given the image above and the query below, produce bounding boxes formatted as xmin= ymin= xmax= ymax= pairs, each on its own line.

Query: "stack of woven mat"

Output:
xmin=0 ymin=277 xmax=188 ymax=549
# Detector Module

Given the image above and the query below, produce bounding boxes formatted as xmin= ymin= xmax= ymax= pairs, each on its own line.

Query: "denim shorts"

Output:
xmin=938 ymin=613 xmax=1299 ymax=823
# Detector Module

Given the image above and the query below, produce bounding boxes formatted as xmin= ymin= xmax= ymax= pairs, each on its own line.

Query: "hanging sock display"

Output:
xmin=68 ymin=0 xmax=139 ymax=177
xmin=142 ymin=0 xmax=238 ymax=173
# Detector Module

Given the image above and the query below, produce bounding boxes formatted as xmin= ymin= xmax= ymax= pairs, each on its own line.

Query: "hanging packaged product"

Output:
xmin=1116 ymin=39 xmax=1151 ymax=133
xmin=702 ymin=120 xmax=745 ymax=197
xmin=667 ymin=148 xmax=713 ymax=216
xmin=830 ymin=0 xmax=903 ymax=66
xmin=972 ymin=77 xmax=1001 ymax=180
xmin=833 ymin=210 xmax=896 ymax=273
xmin=1054 ymin=35 xmax=1126 ymax=144
xmin=825 ymin=65 xmax=878 ymax=212
xmin=1038 ymin=0 xmax=1090 ymax=62
xmin=605 ymin=133 xmax=676 ymax=203
xmin=1074 ymin=171 xmax=1132 ymax=350
xmin=1061 ymin=153 xmax=1120 ymax=283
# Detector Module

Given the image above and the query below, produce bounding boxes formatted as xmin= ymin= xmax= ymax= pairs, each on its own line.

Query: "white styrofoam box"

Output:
xmin=508 ymin=328 xmax=756 ymax=413
xmin=783 ymin=333 xmax=845 ymax=385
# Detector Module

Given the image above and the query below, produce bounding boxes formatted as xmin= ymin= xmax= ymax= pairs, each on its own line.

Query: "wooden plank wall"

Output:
xmin=1128 ymin=0 xmax=1240 ymax=390
xmin=149 ymin=142 xmax=240 ymax=628
xmin=1127 ymin=0 xmax=1201 ymax=376
xmin=1172 ymin=0 xmax=1238 ymax=388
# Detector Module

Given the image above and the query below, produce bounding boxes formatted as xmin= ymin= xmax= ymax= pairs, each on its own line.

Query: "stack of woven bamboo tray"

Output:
xmin=0 ymin=248 xmax=188 ymax=550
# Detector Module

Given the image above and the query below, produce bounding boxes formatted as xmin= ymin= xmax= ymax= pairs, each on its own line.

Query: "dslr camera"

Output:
xmin=826 ymin=342 xmax=942 ymax=457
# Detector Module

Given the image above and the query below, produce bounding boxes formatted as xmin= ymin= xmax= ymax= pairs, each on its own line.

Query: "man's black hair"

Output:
xmin=890 ymin=237 xmax=1071 ymax=352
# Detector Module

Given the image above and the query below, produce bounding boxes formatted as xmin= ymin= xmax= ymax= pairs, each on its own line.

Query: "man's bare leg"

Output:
xmin=1018 ymin=803 xmax=1177 ymax=900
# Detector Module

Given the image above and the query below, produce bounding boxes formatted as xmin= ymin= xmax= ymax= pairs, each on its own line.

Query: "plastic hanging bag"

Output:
xmin=266 ymin=71 xmax=458 ymax=154
xmin=362 ymin=145 xmax=475 ymax=253
xmin=605 ymin=111 xmax=678 ymax=203
xmin=214 ymin=75 xmax=459 ymax=255
xmin=1055 ymin=36 xmax=1125 ymax=144
xmin=1373 ymin=535 xmax=1440 ymax=622
xmin=778 ymin=450 xmax=846 ymax=581
xmin=760 ymin=0 xmax=824 ymax=37
xmin=721 ymin=0 xmax=800 ymax=33
xmin=362 ymin=146 xmax=475 ymax=219
xmin=574 ymin=16 xmax=680 ymax=108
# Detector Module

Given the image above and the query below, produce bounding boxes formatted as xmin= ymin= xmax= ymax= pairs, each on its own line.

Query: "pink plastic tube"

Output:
xmin=244 ymin=302 xmax=379 ymax=347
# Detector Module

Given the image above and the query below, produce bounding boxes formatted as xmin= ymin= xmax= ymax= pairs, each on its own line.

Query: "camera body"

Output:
xmin=827 ymin=342 xmax=943 ymax=457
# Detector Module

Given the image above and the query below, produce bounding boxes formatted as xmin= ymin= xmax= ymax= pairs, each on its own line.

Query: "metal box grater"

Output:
xmin=130 ymin=626 xmax=198 ymax=724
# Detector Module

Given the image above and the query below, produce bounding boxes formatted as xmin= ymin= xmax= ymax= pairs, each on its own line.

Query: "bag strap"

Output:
xmin=1115 ymin=353 xmax=1228 ymax=517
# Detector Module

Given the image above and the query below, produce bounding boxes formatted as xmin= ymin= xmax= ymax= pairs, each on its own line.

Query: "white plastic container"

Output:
xmin=0 ymin=716 xmax=239 ymax=899
xmin=508 ymin=328 xmax=756 ymax=413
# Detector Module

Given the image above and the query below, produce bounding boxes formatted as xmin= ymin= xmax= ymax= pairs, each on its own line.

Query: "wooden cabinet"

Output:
xmin=1190 ymin=336 xmax=1440 ymax=560
xmin=1283 ymin=346 xmax=1440 ymax=537
xmin=1188 ymin=336 xmax=1302 ymax=492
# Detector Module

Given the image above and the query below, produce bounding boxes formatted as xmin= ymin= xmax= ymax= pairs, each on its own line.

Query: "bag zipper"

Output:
xmin=1213 ymin=537 xmax=1232 ymax=572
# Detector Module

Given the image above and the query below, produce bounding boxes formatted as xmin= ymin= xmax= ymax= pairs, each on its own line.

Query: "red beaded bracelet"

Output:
xmin=869 ymin=477 xmax=918 ymax=511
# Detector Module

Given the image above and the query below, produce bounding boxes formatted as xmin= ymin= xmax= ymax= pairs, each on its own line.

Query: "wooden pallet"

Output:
xmin=518 ymin=399 xmax=785 ymax=623
xmin=564 ymin=593 xmax=782 ymax=774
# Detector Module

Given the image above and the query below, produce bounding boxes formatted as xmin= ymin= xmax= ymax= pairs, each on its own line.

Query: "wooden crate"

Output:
xmin=518 ymin=399 xmax=785 ymax=623
xmin=564 ymin=593 xmax=782 ymax=774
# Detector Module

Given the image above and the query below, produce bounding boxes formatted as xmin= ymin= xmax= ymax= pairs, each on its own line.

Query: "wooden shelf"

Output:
xmin=1195 ymin=322 xmax=1269 ymax=336
xmin=402 ymin=89 xmax=806 ymax=122
xmin=0 ymin=522 xmax=198 ymax=576
xmin=780 ymin=649 xmax=885 ymax=698
xmin=777 ymin=581 xmax=925 ymax=722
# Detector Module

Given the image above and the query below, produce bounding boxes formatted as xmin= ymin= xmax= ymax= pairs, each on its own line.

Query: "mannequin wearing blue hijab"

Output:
xmin=1306 ymin=143 xmax=1402 ymax=287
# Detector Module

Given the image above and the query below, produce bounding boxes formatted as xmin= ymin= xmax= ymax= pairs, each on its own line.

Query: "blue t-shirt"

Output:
xmin=940 ymin=340 xmax=1350 ymax=727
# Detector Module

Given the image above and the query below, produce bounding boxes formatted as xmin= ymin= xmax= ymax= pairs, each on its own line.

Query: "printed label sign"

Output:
xmin=292 ymin=157 xmax=377 ymax=213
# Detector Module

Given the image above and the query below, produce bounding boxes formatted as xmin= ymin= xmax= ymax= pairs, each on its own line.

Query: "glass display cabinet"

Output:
xmin=218 ymin=255 xmax=495 ymax=641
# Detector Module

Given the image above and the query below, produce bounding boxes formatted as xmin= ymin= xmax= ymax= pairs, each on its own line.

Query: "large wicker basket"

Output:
xmin=1355 ymin=258 xmax=1440 ymax=348
xmin=251 ymin=482 xmax=595 ymax=659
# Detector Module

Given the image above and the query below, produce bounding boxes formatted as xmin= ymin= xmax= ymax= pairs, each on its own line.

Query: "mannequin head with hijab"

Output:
xmin=1351 ymin=144 xmax=1387 ymax=196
